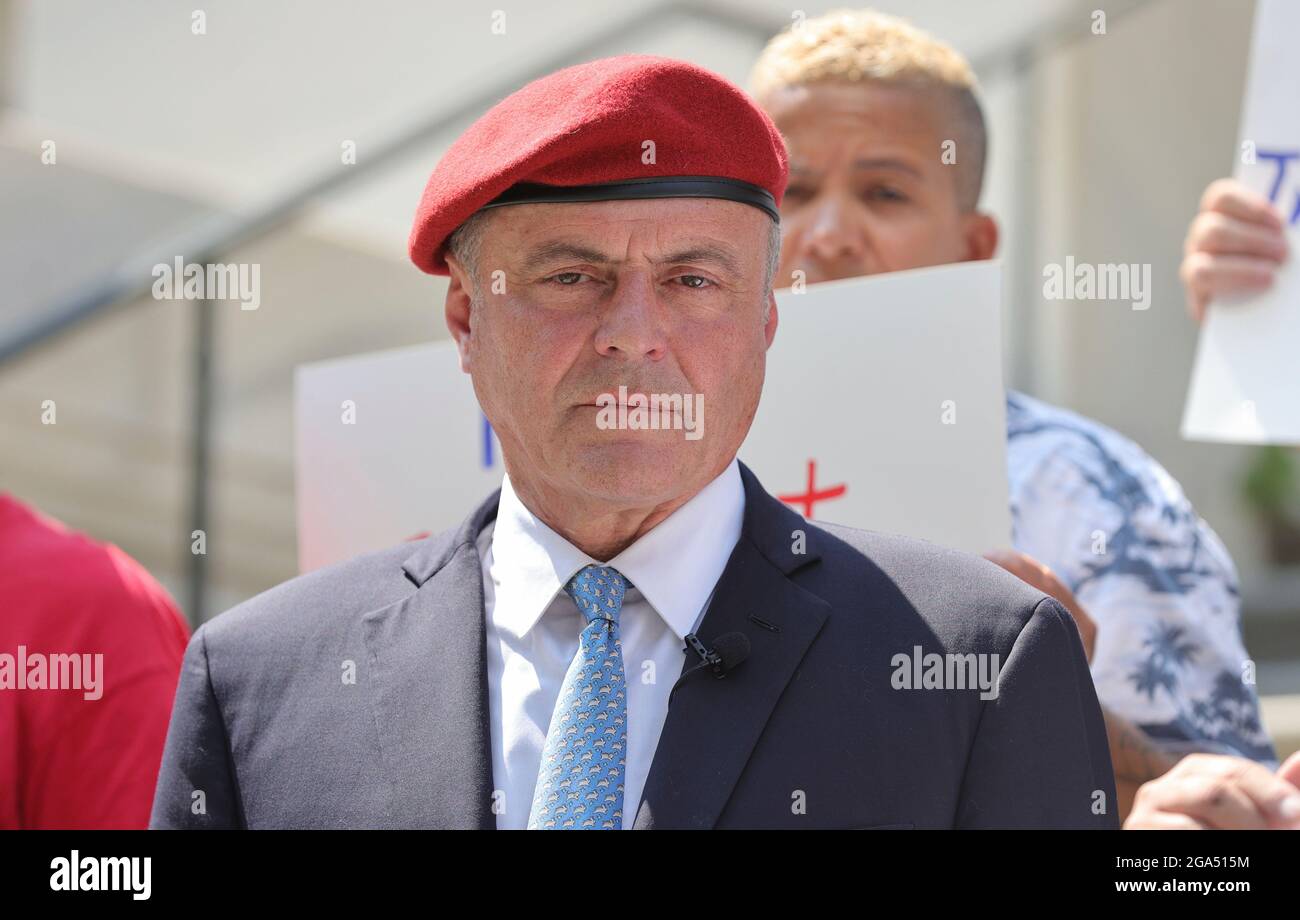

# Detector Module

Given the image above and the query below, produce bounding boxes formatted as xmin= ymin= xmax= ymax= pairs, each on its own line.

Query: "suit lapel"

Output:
xmin=633 ymin=464 xmax=831 ymax=829
xmin=361 ymin=490 xmax=501 ymax=829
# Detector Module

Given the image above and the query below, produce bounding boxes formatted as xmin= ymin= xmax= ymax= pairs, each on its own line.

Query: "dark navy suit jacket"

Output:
xmin=151 ymin=463 xmax=1117 ymax=829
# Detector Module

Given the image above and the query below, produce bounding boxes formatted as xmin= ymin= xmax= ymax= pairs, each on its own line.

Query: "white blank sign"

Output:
xmin=743 ymin=261 xmax=1009 ymax=553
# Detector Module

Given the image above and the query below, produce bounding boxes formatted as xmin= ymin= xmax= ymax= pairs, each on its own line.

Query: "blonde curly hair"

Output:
xmin=751 ymin=8 xmax=987 ymax=210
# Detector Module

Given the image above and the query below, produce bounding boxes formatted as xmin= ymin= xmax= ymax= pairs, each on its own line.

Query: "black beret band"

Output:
xmin=480 ymin=176 xmax=780 ymax=222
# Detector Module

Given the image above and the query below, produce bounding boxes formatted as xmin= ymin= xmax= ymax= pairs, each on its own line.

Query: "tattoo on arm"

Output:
xmin=1108 ymin=710 xmax=1178 ymax=781
xmin=1104 ymin=707 xmax=1180 ymax=820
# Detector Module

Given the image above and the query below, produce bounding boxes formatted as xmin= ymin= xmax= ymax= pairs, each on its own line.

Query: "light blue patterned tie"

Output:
xmin=527 ymin=564 xmax=630 ymax=830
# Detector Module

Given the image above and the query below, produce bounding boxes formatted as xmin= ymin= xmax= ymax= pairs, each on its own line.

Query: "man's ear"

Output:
xmin=444 ymin=253 xmax=474 ymax=373
xmin=764 ymin=292 xmax=779 ymax=349
xmin=960 ymin=212 xmax=999 ymax=262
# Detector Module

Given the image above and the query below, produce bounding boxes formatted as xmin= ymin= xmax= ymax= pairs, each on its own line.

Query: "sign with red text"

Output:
xmin=295 ymin=261 xmax=1010 ymax=572
xmin=1183 ymin=0 xmax=1300 ymax=445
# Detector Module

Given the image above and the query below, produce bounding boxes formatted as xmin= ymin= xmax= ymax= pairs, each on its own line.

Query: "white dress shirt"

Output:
xmin=477 ymin=458 xmax=745 ymax=829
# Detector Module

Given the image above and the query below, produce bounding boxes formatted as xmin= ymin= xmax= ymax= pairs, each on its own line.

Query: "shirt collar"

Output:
xmin=487 ymin=458 xmax=745 ymax=641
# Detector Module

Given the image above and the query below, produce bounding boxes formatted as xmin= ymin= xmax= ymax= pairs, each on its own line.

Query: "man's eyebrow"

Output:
xmin=789 ymin=158 xmax=921 ymax=179
xmin=520 ymin=241 xmax=613 ymax=272
xmin=853 ymin=157 xmax=922 ymax=177
xmin=659 ymin=244 xmax=743 ymax=275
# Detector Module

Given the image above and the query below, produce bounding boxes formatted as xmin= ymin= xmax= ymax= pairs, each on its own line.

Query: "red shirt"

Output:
xmin=0 ymin=494 xmax=190 ymax=828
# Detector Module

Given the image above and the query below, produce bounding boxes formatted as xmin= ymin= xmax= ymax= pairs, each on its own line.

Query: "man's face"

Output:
xmin=444 ymin=198 xmax=777 ymax=511
xmin=762 ymin=80 xmax=996 ymax=286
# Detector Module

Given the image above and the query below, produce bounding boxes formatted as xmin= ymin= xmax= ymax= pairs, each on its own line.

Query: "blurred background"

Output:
xmin=2 ymin=0 xmax=1297 ymax=747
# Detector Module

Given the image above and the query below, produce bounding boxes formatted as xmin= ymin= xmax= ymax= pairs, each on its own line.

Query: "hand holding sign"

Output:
xmin=1182 ymin=0 xmax=1300 ymax=445
xmin=1181 ymin=177 xmax=1290 ymax=325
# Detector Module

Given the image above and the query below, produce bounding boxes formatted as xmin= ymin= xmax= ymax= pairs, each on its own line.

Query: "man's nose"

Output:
xmin=805 ymin=193 xmax=868 ymax=263
xmin=593 ymin=272 xmax=668 ymax=362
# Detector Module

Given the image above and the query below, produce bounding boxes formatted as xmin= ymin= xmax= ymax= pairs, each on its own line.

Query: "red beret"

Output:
xmin=408 ymin=54 xmax=788 ymax=275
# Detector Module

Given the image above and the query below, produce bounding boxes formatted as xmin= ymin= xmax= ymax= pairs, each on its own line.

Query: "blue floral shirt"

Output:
xmin=1006 ymin=390 xmax=1275 ymax=764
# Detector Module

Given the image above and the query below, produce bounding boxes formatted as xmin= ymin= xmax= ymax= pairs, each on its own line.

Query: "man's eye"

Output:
xmin=676 ymin=275 xmax=712 ymax=289
xmin=865 ymin=186 xmax=906 ymax=203
xmin=550 ymin=272 xmax=587 ymax=285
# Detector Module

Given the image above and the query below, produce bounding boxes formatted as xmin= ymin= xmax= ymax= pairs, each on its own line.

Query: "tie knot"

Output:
xmin=565 ymin=564 xmax=630 ymax=625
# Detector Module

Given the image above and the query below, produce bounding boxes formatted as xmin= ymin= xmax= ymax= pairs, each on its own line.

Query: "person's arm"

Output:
xmin=985 ymin=548 xmax=1269 ymax=821
xmin=1181 ymin=177 xmax=1289 ymax=323
xmin=955 ymin=597 xmax=1118 ymax=828
xmin=149 ymin=625 xmax=244 ymax=828
xmin=1103 ymin=707 xmax=1180 ymax=822
xmin=987 ymin=550 xmax=1177 ymax=821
